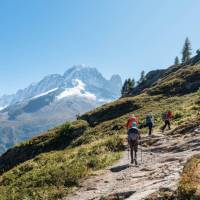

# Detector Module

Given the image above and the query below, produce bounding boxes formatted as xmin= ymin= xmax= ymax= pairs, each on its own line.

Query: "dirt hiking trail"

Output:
xmin=64 ymin=128 xmax=200 ymax=200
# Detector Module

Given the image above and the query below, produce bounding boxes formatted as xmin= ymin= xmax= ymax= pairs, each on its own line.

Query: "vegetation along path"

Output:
xmin=63 ymin=127 xmax=200 ymax=200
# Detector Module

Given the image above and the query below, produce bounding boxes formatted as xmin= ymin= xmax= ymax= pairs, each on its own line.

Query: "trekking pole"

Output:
xmin=140 ymin=140 xmax=143 ymax=163
xmin=128 ymin=143 xmax=130 ymax=161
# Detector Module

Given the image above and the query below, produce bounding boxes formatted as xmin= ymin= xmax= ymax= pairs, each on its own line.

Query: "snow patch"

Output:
xmin=98 ymin=98 xmax=112 ymax=103
xmin=0 ymin=105 xmax=8 ymax=111
xmin=31 ymin=88 xmax=58 ymax=99
xmin=56 ymin=79 xmax=96 ymax=101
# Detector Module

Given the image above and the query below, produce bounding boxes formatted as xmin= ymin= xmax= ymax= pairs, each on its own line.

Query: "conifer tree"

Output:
xmin=121 ymin=79 xmax=128 ymax=97
xmin=174 ymin=56 xmax=180 ymax=65
xmin=128 ymin=78 xmax=135 ymax=90
xmin=182 ymin=37 xmax=192 ymax=63
xmin=137 ymin=70 xmax=146 ymax=85
xmin=131 ymin=78 xmax=135 ymax=88
xmin=121 ymin=78 xmax=135 ymax=97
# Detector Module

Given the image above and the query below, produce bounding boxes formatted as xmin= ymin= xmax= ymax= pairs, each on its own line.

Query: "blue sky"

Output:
xmin=0 ymin=0 xmax=200 ymax=96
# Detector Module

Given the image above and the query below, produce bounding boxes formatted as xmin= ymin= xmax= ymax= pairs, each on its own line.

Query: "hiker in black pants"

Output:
xmin=161 ymin=111 xmax=173 ymax=132
xmin=127 ymin=122 xmax=141 ymax=165
xmin=162 ymin=120 xmax=170 ymax=130
xmin=129 ymin=139 xmax=138 ymax=164
xmin=145 ymin=113 xmax=154 ymax=136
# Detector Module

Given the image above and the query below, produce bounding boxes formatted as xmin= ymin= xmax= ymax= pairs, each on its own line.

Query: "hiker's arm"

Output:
xmin=124 ymin=120 xmax=129 ymax=129
xmin=138 ymin=123 xmax=143 ymax=129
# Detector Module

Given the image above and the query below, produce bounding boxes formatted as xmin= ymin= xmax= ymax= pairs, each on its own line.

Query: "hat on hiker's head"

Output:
xmin=131 ymin=114 xmax=135 ymax=118
xmin=129 ymin=114 xmax=135 ymax=119
xmin=132 ymin=122 xmax=138 ymax=129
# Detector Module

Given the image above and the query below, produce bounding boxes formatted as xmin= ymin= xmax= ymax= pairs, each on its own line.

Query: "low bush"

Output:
xmin=178 ymin=154 xmax=200 ymax=199
xmin=174 ymin=111 xmax=183 ymax=120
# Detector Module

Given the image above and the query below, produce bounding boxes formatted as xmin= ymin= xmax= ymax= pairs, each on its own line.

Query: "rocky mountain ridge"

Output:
xmin=0 ymin=65 xmax=122 ymax=108
xmin=0 ymin=65 xmax=122 ymax=154
xmin=131 ymin=52 xmax=200 ymax=96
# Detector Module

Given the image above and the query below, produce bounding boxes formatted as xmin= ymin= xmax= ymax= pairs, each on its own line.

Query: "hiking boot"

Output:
xmin=131 ymin=160 xmax=134 ymax=164
xmin=134 ymin=159 xmax=138 ymax=166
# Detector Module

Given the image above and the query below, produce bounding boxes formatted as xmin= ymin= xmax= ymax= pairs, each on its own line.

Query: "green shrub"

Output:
xmin=190 ymin=105 xmax=199 ymax=110
xmin=174 ymin=111 xmax=183 ymax=120
xmin=178 ymin=154 xmax=200 ymax=199
xmin=104 ymin=135 xmax=124 ymax=152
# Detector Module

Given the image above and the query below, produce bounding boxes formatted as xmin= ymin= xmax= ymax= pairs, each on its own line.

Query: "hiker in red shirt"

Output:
xmin=161 ymin=111 xmax=173 ymax=132
xmin=125 ymin=114 xmax=140 ymax=165
xmin=126 ymin=114 xmax=139 ymax=130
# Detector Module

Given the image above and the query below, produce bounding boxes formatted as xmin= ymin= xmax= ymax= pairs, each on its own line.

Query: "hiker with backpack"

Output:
xmin=125 ymin=114 xmax=139 ymax=129
xmin=161 ymin=111 xmax=173 ymax=132
xmin=125 ymin=115 xmax=141 ymax=165
xmin=127 ymin=122 xmax=141 ymax=165
xmin=145 ymin=112 xmax=154 ymax=136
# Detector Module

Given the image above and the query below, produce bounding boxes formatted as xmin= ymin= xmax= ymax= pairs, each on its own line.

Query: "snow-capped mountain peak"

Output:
xmin=56 ymin=79 xmax=96 ymax=101
xmin=0 ymin=66 xmax=122 ymax=108
xmin=0 ymin=66 xmax=122 ymax=154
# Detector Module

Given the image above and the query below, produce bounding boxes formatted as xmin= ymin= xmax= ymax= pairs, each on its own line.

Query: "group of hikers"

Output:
xmin=125 ymin=111 xmax=173 ymax=165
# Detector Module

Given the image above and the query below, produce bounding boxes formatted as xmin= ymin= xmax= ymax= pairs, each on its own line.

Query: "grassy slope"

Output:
xmin=178 ymin=154 xmax=200 ymax=199
xmin=147 ymin=64 xmax=200 ymax=96
xmin=0 ymin=64 xmax=200 ymax=199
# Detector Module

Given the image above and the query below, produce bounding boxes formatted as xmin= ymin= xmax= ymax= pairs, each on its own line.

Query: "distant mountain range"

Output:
xmin=0 ymin=65 xmax=122 ymax=154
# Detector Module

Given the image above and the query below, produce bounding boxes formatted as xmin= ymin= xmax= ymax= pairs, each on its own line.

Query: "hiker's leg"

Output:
xmin=168 ymin=120 xmax=171 ymax=130
xmin=130 ymin=144 xmax=134 ymax=163
xmin=162 ymin=121 xmax=167 ymax=132
xmin=134 ymin=142 xmax=138 ymax=165
xmin=149 ymin=126 xmax=151 ymax=136
xmin=149 ymin=123 xmax=153 ymax=136
xmin=148 ymin=124 xmax=150 ymax=136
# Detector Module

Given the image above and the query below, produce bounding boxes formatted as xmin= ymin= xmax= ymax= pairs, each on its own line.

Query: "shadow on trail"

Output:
xmin=110 ymin=164 xmax=129 ymax=172
xmin=100 ymin=190 xmax=136 ymax=200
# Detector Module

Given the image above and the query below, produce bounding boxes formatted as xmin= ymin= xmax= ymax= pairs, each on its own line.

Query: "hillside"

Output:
xmin=0 ymin=59 xmax=200 ymax=199
xmin=131 ymin=52 xmax=200 ymax=96
xmin=0 ymin=66 xmax=122 ymax=155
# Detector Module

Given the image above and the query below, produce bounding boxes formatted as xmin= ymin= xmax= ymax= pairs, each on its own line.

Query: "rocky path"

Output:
xmin=64 ymin=130 xmax=200 ymax=200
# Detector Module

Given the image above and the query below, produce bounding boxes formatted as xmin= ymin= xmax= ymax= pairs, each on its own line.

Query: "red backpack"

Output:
xmin=167 ymin=111 xmax=173 ymax=120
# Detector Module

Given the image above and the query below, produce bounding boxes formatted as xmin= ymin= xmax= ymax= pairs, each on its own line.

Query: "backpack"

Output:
xmin=167 ymin=111 xmax=173 ymax=119
xmin=162 ymin=112 xmax=167 ymax=121
xmin=128 ymin=128 xmax=139 ymax=143
xmin=146 ymin=115 xmax=153 ymax=124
